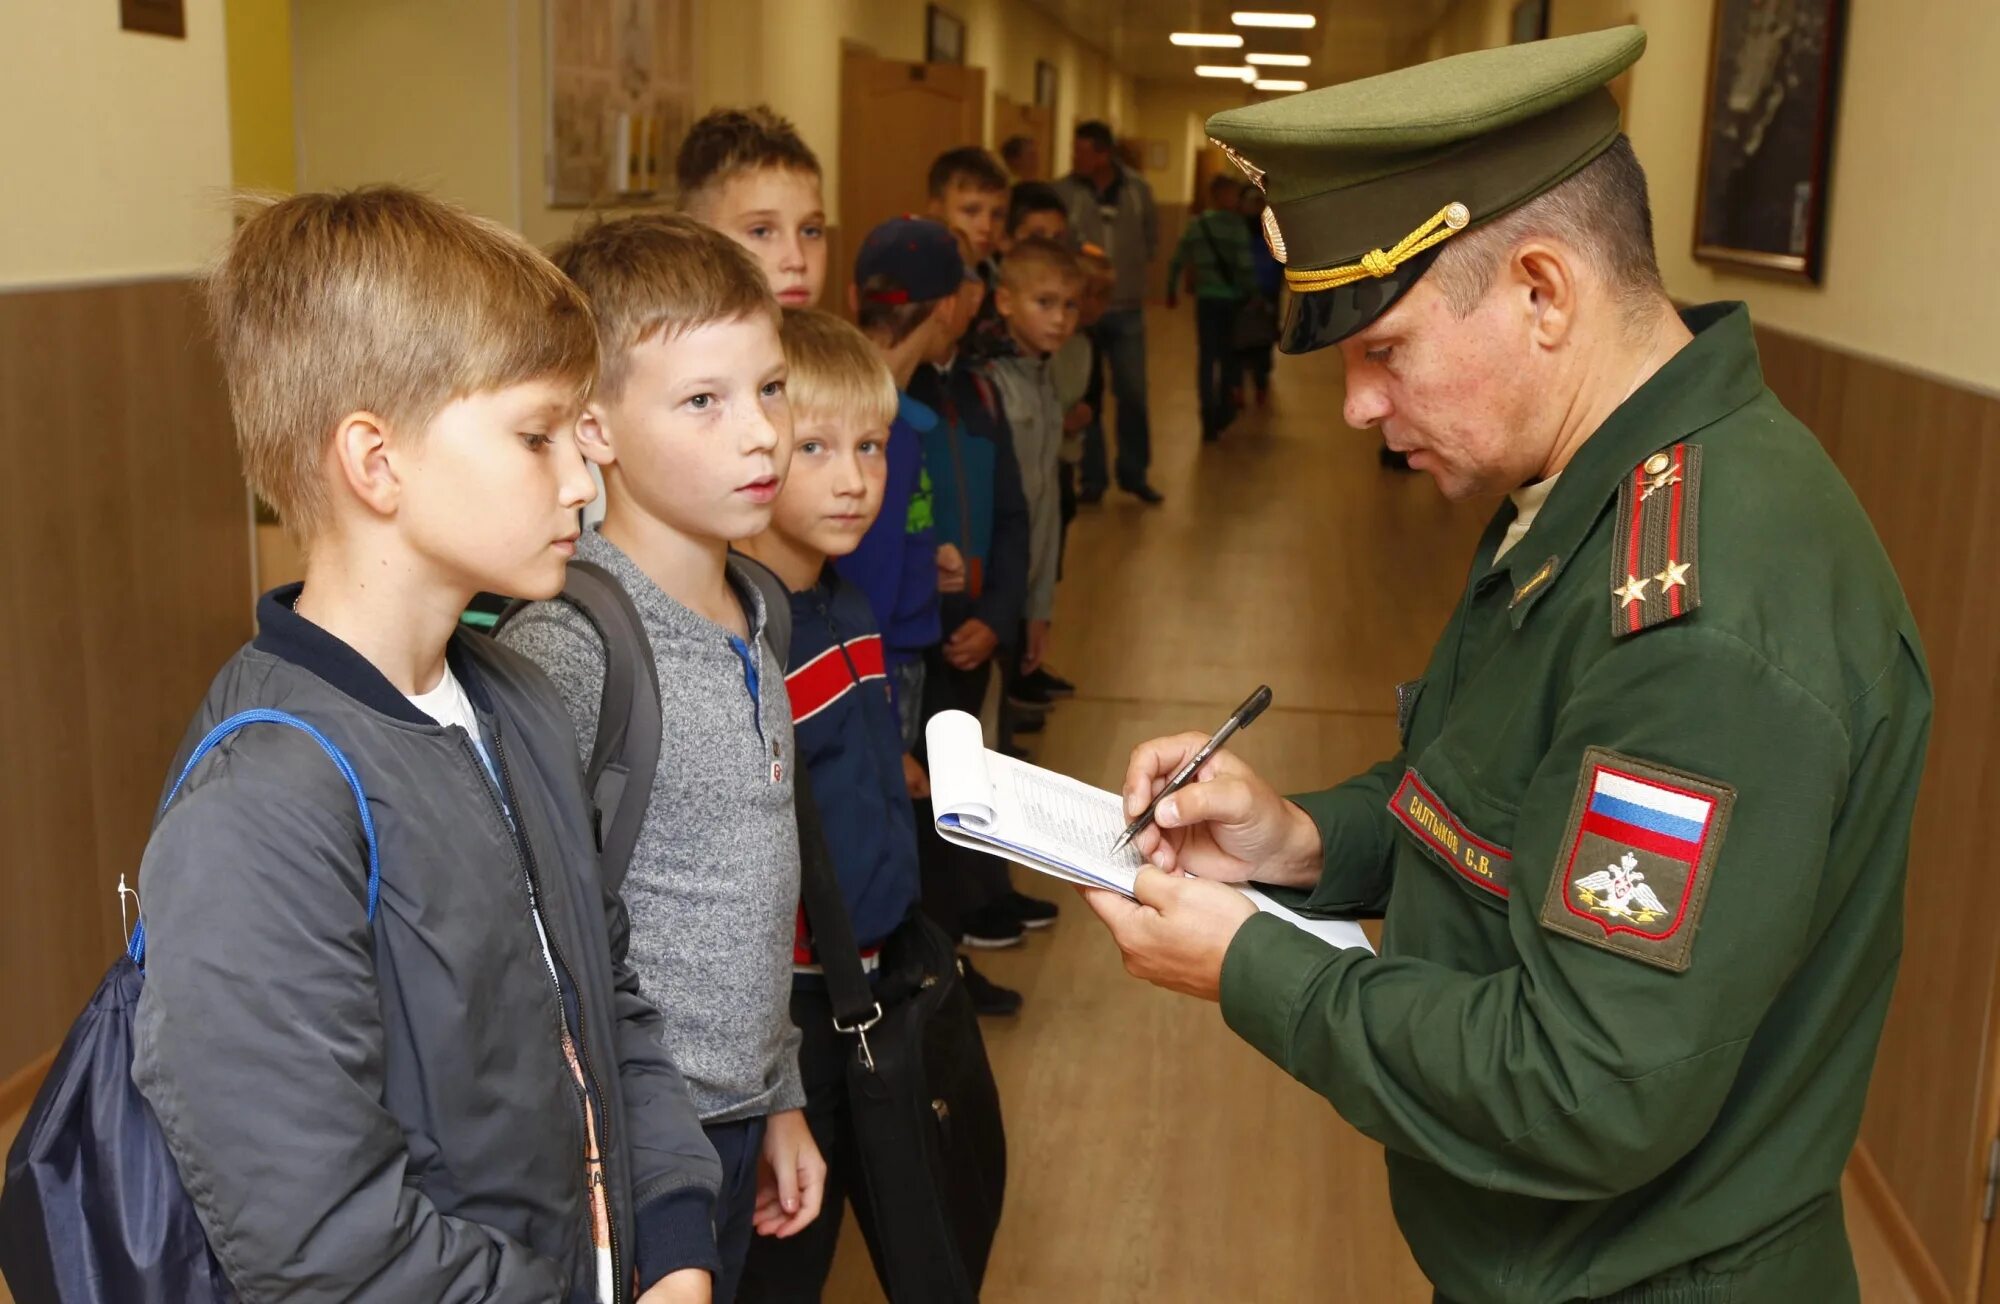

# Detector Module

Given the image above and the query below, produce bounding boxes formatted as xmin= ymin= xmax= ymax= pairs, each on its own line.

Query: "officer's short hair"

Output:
xmin=1427 ymin=136 xmax=1665 ymax=330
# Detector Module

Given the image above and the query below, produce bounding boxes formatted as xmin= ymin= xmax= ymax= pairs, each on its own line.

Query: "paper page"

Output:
xmin=925 ymin=710 xmax=995 ymax=827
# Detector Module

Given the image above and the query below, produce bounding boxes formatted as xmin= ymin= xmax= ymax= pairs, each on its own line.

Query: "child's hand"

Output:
xmin=752 ymin=1109 xmax=825 ymax=1240
xmin=1024 ymin=619 xmax=1051 ymax=675
xmin=903 ymin=753 xmax=931 ymax=798
xmin=1063 ymin=402 xmax=1093 ymax=433
xmin=943 ymin=618 xmax=999 ymax=670
xmin=936 ymin=543 xmax=968 ymax=594
xmin=636 ymin=1268 xmax=712 ymax=1304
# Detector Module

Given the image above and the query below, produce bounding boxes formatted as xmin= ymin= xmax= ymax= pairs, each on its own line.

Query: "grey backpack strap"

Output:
xmin=731 ymin=554 xmax=794 ymax=673
xmin=501 ymin=560 xmax=660 ymax=895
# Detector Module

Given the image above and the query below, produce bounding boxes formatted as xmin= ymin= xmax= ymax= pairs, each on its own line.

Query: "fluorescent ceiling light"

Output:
xmin=1245 ymin=52 xmax=1310 ymax=66
xmin=1233 ymin=12 xmax=1317 ymax=28
xmin=1254 ymin=78 xmax=1308 ymax=91
xmin=1196 ymin=65 xmax=1256 ymax=80
xmin=1170 ymin=32 xmax=1244 ymax=47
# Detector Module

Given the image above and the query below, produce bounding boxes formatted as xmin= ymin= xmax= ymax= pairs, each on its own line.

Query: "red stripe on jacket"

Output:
xmin=783 ymin=634 xmax=887 ymax=725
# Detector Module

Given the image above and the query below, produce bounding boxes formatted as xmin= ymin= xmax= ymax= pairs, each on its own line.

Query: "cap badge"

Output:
xmin=1261 ymin=207 xmax=1289 ymax=264
xmin=1211 ymin=139 xmax=1267 ymax=190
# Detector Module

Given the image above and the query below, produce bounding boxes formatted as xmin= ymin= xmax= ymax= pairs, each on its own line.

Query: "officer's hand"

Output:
xmin=1081 ymin=868 xmax=1259 ymax=1002
xmin=1121 ymin=733 xmax=1323 ymax=888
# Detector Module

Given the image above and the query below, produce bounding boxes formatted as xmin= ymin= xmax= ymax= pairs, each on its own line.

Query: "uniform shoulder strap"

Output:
xmin=1609 ymin=442 xmax=1704 ymax=638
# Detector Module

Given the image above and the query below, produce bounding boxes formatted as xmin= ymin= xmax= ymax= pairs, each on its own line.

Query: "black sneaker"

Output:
xmin=1030 ymin=668 xmax=1076 ymax=698
xmin=959 ymin=956 xmax=1023 ymax=1017
xmin=1077 ymin=485 xmax=1106 ymax=506
xmin=1009 ymin=710 xmax=1045 ymax=735
xmin=960 ymin=903 xmax=1027 ymax=949
xmin=1002 ymin=890 xmax=1060 ymax=930
xmin=1006 ymin=678 xmax=1054 ymax=710
xmin=1122 ymin=483 xmax=1166 ymax=505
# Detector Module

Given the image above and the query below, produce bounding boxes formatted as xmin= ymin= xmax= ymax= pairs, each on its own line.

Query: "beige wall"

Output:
xmin=1132 ymin=79 xmax=1254 ymax=212
xmin=0 ymin=0 xmax=234 ymax=286
xmin=297 ymin=0 xmax=1138 ymax=247
xmin=1413 ymin=0 xmax=2000 ymax=392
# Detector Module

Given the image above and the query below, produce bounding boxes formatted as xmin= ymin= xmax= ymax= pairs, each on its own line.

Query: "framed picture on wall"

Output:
xmin=1509 ymin=0 xmax=1549 ymax=43
xmin=1035 ymin=59 xmax=1058 ymax=109
xmin=927 ymin=5 xmax=966 ymax=65
xmin=546 ymin=0 xmax=696 ymax=208
xmin=1693 ymin=0 xmax=1848 ymax=281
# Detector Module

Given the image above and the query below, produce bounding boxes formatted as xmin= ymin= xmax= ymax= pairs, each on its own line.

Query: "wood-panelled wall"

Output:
xmin=0 ymin=278 xmax=251 ymax=1083
xmin=1755 ymin=321 xmax=2000 ymax=1302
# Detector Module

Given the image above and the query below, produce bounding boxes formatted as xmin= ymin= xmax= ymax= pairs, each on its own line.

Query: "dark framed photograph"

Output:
xmin=1509 ymin=0 xmax=1548 ymax=43
xmin=926 ymin=5 xmax=966 ymax=65
xmin=121 ymin=0 xmax=185 ymax=38
xmin=1035 ymin=59 xmax=1058 ymax=109
xmin=1693 ymin=0 xmax=1847 ymax=281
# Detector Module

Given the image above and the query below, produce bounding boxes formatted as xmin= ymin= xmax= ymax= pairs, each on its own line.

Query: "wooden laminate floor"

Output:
xmin=0 ymin=312 xmax=1921 ymax=1304
xmin=823 ymin=307 xmax=1924 ymax=1304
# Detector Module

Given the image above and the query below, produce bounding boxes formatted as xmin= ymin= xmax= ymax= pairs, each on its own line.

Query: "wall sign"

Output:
xmin=121 ymin=0 xmax=185 ymax=38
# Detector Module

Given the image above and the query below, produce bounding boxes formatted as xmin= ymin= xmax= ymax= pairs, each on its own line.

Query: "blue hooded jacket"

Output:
xmin=833 ymin=393 xmax=941 ymax=672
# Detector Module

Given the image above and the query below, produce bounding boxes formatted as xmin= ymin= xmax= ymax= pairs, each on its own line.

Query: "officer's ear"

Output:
xmin=1512 ymin=240 xmax=1578 ymax=351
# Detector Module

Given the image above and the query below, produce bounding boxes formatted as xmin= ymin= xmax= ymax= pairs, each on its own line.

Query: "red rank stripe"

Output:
xmin=1667 ymin=444 xmax=1685 ymax=619
xmin=1626 ymin=463 xmax=1646 ymax=634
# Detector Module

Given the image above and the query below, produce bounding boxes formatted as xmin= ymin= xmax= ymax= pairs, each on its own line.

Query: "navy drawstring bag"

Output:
xmin=0 ymin=710 xmax=379 ymax=1303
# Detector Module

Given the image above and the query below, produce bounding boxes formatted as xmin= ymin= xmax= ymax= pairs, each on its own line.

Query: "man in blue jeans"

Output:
xmin=1057 ymin=120 xmax=1165 ymax=505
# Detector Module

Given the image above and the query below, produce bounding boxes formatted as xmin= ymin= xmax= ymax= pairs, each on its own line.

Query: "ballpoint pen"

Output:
xmin=1111 ymin=685 xmax=1273 ymax=855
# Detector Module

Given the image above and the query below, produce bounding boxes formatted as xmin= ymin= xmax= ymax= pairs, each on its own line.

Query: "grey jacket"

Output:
xmin=984 ymin=352 xmax=1064 ymax=622
xmin=1057 ymin=164 xmax=1159 ymax=311
xmin=132 ymin=586 xmax=721 ymax=1304
xmin=500 ymin=530 xmax=806 ymax=1123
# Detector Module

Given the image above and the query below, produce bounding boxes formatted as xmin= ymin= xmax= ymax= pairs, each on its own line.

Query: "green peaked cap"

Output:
xmin=1208 ymin=26 xmax=1647 ymax=354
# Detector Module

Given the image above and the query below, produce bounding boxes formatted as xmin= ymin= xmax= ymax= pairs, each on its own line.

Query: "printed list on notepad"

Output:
xmin=994 ymin=758 xmax=1148 ymax=880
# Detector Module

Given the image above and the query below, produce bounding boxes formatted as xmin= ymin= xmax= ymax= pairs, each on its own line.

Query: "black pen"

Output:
xmin=1111 ymin=685 xmax=1274 ymax=855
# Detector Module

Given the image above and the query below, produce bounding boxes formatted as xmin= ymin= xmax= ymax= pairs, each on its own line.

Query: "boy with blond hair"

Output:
xmin=132 ymin=186 xmax=720 ymax=1303
xmin=499 ymin=215 xmax=823 ymax=1304
xmin=985 ymin=239 xmax=1082 ymax=701
xmin=678 ymin=105 xmax=827 ymax=309
xmin=736 ymin=310 xmax=925 ymax=1298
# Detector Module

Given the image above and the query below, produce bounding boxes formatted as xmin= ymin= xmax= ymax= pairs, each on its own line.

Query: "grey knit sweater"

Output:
xmin=499 ymin=528 xmax=805 ymax=1122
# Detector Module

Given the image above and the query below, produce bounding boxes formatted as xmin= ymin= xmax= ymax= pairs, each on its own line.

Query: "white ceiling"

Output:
xmin=1016 ymin=0 xmax=1457 ymax=88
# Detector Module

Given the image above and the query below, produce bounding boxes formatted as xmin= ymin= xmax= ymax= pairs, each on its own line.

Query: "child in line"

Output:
xmin=1050 ymin=246 xmax=1115 ymax=590
xmin=984 ymin=238 xmax=1083 ymax=707
xmin=735 ymin=310 xmax=924 ymax=1300
xmin=929 ymin=146 xmax=1012 ymax=361
xmin=837 ymin=218 xmax=1032 ymax=1011
xmin=499 ymin=215 xmax=824 ymax=1304
xmin=134 ymin=188 xmax=720 ymax=1303
xmin=1166 ymin=173 xmax=1257 ymax=441
xmin=833 ymin=218 xmax=973 ymax=781
xmin=678 ymin=105 xmax=828 ymax=309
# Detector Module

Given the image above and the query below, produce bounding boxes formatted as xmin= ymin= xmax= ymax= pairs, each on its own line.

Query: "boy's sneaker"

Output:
xmin=1002 ymin=889 xmax=1060 ymax=930
xmin=1007 ymin=678 xmax=1054 ymax=710
xmin=1030 ymin=667 xmax=1076 ymax=699
xmin=1010 ymin=711 xmax=1045 ymax=736
xmin=959 ymin=956 xmax=1024 ymax=1017
xmin=960 ymin=903 xmax=1027 ymax=949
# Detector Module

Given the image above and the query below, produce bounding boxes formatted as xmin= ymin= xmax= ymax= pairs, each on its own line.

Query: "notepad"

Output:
xmin=925 ymin=711 xmax=1373 ymax=952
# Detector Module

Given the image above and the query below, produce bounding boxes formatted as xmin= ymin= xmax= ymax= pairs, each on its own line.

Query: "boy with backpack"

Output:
xmin=733 ymin=308 xmax=925 ymax=1299
xmin=126 ymin=188 xmax=721 ymax=1303
xmin=1166 ymin=173 xmax=1258 ymax=442
xmin=498 ymin=214 xmax=823 ymax=1304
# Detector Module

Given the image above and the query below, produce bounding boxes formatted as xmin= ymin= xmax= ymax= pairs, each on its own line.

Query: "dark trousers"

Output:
xmin=738 ymin=981 xmax=888 ymax=1303
xmin=913 ymin=646 xmax=1012 ymax=934
xmin=1238 ymin=339 xmax=1274 ymax=393
xmin=703 ymin=1115 xmax=769 ymax=1304
xmin=1195 ymin=297 xmax=1245 ymax=437
xmin=1082 ymin=308 xmax=1151 ymax=492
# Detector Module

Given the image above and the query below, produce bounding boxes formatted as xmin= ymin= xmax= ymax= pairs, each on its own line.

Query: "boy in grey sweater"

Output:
xmin=499 ymin=215 xmax=823 ymax=1304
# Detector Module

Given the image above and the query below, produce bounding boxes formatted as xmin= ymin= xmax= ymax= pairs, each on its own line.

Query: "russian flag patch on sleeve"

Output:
xmin=1538 ymin=747 xmax=1736 ymax=972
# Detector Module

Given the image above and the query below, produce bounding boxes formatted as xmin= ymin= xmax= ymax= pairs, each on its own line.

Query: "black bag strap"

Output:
xmin=729 ymin=555 xmax=878 ymax=1032
xmin=793 ymin=767 xmax=883 ymax=1034
xmin=499 ymin=559 xmax=660 ymax=896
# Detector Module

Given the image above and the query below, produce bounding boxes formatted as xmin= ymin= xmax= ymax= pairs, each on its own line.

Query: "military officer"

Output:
xmin=1081 ymin=27 xmax=1932 ymax=1304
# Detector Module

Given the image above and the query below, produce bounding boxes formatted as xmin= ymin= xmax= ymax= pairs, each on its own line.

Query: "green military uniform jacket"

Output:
xmin=1221 ymin=304 xmax=1931 ymax=1303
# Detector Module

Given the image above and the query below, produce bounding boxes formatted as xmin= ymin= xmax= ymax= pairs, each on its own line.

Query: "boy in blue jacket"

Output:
xmin=735 ymin=310 xmax=924 ymax=1299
